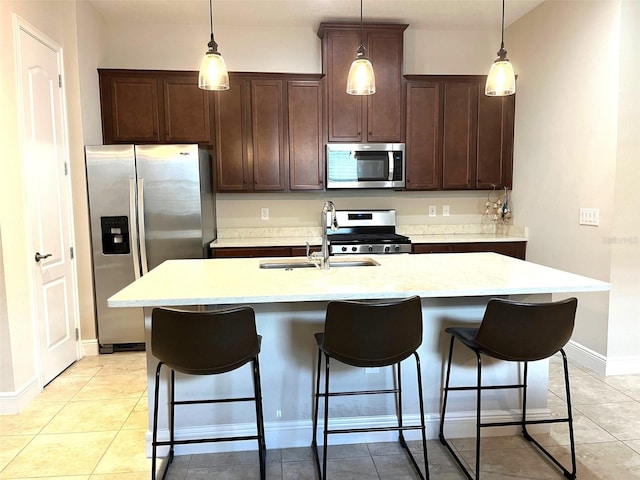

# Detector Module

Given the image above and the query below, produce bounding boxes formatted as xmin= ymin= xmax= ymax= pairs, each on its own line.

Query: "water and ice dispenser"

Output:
xmin=101 ymin=216 xmax=130 ymax=254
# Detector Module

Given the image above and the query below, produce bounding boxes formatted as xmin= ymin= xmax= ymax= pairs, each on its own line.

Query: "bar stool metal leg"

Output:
xmin=439 ymin=337 xmax=472 ymax=479
xmin=520 ymin=353 xmax=577 ymax=479
xmin=151 ymin=362 xmax=162 ymax=480
xmin=252 ymin=357 xmax=266 ymax=480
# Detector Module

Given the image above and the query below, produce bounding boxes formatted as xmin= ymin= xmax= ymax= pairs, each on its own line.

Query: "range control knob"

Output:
xmin=384 ymin=245 xmax=390 ymax=253
xmin=395 ymin=245 xmax=400 ymax=252
xmin=352 ymin=246 xmax=357 ymax=252
xmin=341 ymin=246 xmax=347 ymax=252
xmin=368 ymin=245 xmax=373 ymax=253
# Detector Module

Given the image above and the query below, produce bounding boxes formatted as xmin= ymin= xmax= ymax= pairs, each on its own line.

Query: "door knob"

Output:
xmin=34 ymin=252 xmax=52 ymax=263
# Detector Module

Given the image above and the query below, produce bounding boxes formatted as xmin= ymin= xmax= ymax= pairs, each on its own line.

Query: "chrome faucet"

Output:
xmin=310 ymin=200 xmax=338 ymax=269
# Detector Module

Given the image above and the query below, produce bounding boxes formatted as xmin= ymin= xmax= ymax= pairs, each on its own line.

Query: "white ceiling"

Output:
xmin=85 ymin=0 xmax=545 ymax=31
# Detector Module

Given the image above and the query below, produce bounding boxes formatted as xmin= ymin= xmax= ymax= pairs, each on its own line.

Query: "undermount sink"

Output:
xmin=259 ymin=257 xmax=380 ymax=270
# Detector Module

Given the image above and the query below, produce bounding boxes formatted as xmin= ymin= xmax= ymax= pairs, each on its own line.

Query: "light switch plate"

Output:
xmin=428 ymin=205 xmax=437 ymax=217
xmin=579 ymin=208 xmax=599 ymax=226
xmin=261 ymin=208 xmax=269 ymax=220
xmin=443 ymin=205 xmax=450 ymax=216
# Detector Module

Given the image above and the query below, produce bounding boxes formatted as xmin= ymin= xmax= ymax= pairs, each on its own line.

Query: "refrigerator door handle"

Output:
xmin=129 ymin=178 xmax=141 ymax=280
xmin=137 ymin=178 xmax=149 ymax=275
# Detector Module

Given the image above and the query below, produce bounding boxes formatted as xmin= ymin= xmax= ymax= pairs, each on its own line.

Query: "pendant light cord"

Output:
xmin=360 ymin=0 xmax=364 ymax=47
xmin=209 ymin=0 xmax=214 ymax=37
xmin=500 ymin=0 xmax=505 ymax=50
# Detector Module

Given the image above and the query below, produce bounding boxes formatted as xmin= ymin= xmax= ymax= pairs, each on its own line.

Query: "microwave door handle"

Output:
xmin=388 ymin=152 xmax=394 ymax=181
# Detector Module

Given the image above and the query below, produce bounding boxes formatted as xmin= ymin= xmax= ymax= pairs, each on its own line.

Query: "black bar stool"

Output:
xmin=151 ymin=306 xmax=266 ymax=480
xmin=439 ymin=297 xmax=578 ymax=480
xmin=312 ymin=295 xmax=429 ymax=479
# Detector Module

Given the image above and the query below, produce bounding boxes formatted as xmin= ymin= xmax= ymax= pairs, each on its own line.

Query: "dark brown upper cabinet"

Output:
xmin=98 ymin=69 xmax=212 ymax=145
xmin=287 ymin=80 xmax=324 ymax=190
xmin=405 ymin=81 xmax=441 ymax=190
xmin=318 ymin=23 xmax=407 ymax=143
xmin=442 ymin=81 xmax=478 ymax=189
xmin=213 ymin=73 xmax=324 ymax=193
xmin=476 ymin=86 xmax=515 ymax=189
xmin=404 ymin=75 xmax=515 ymax=191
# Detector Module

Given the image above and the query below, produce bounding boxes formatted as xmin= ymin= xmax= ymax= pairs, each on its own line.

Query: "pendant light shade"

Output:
xmin=485 ymin=0 xmax=515 ymax=96
xmin=198 ymin=0 xmax=229 ymax=91
xmin=346 ymin=0 xmax=375 ymax=96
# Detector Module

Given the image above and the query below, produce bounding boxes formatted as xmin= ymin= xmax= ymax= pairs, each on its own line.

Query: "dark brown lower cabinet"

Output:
xmin=213 ymin=242 xmax=525 ymax=260
xmin=211 ymin=247 xmax=293 ymax=259
xmin=412 ymin=241 xmax=526 ymax=260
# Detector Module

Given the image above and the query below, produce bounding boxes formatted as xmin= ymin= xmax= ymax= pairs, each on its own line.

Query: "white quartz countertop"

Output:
xmin=108 ymin=252 xmax=609 ymax=308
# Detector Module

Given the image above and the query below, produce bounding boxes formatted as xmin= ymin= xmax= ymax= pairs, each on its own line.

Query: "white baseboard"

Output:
xmin=565 ymin=340 xmax=640 ymax=376
xmin=146 ymin=409 xmax=552 ymax=456
xmin=0 ymin=376 xmax=41 ymax=415
xmin=604 ymin=355 xmax=640 ymax=375
xmin=565 ymin=340 xmax=607 ymax=375
xmin=81 ymin=339 xmax=99 ymax=357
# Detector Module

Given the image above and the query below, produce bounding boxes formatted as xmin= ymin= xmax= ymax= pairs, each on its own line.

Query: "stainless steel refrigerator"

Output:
xmin=85 ymin=144 xmax=216 ymax=353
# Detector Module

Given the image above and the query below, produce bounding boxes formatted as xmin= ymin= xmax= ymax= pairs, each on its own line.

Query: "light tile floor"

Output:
xmin=1 ymin=352 xmax=640 ymax=479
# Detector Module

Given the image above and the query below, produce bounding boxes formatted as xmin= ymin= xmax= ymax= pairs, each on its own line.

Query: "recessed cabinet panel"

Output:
xmin=251 ymin=80 xmax=285 ymax=191
xmin=325 ymin=30 xmax=363 ymax=142
xmin=110 ymin=76 xmax=160 ymax=143
xmin=405 ymin=82 xmax=441 ymax=190
xmin=288 ymin=81 xmax=324 ymax=190
xmin=477 ymin=88 xmax=515 ymax=189
xmin=442 ymin=82 xmax=478 ymax=190
xmin=163 ymin=76 xmax=211 ymax=143
xmin=366 ymin=31 xmax=404 ymax=142
xmin=214 ymin=78 xmax=251 ymax=191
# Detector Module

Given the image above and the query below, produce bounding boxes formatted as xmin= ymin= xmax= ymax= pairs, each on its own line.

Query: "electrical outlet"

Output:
xmin=428 ymin=205 xmax=437 ymax=217
xmin=276 ymin=409 xmax=282 ymax=418
xmin=442 ymin=205 xmax=450 ymax=217
xmin=579 ymin=208 xmax=599 ymax=226
xmin=261 ymin=208 xmax=269 ymax=220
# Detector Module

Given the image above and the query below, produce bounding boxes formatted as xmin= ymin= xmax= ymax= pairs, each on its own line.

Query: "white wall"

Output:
xmin=606 ymin=0 xmax=640 ymax=373
xmin=508 ymin=1 xmax=626 ymax=368
xmin=0 ymin=226 xmax=14 ymax=393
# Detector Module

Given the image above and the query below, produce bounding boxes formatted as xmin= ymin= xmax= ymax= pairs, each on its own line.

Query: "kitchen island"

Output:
xmin=108 ymin=252 xmax=609 ymax=455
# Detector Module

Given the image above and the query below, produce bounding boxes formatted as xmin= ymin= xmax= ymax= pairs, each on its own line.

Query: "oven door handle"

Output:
xmin=388 ymin=152 xmax=394 ymax=181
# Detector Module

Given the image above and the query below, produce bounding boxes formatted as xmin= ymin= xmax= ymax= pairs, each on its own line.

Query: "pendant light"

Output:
xmin=485 ymin=0 xmax=516 ymax=96
xmin=346 ymin=0 xmax=375 ymax=95
xmin=198 ymin=0 xmax=229 ymax=91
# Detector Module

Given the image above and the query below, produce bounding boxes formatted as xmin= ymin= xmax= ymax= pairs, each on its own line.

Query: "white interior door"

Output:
xmin=16 ymin=20 xmax=78 ymax=385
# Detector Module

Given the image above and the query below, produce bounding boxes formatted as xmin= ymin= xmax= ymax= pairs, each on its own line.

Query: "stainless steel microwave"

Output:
xmin=326 ymin=143 xmax=405 ymax=190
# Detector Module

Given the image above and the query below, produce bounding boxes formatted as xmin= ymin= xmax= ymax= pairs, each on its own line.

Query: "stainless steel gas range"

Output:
xmin=326 ymin=209 xmax=411 ymax=255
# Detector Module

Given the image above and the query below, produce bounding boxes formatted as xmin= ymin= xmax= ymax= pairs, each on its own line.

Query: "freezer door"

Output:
xmin=135 ymin=145 xmax=208 ymax=271
xmin=85 ymin=145 xmax=144 ymax=345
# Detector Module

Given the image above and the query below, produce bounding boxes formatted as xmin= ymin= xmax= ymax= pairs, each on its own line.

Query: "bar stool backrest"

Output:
xmin=321 ymin=296 xmax=423 ymax=367
xmin=474 ymin=297 xmax=578 ymax=361
xmin=151 ymin=306 xmax=259 ymax=375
